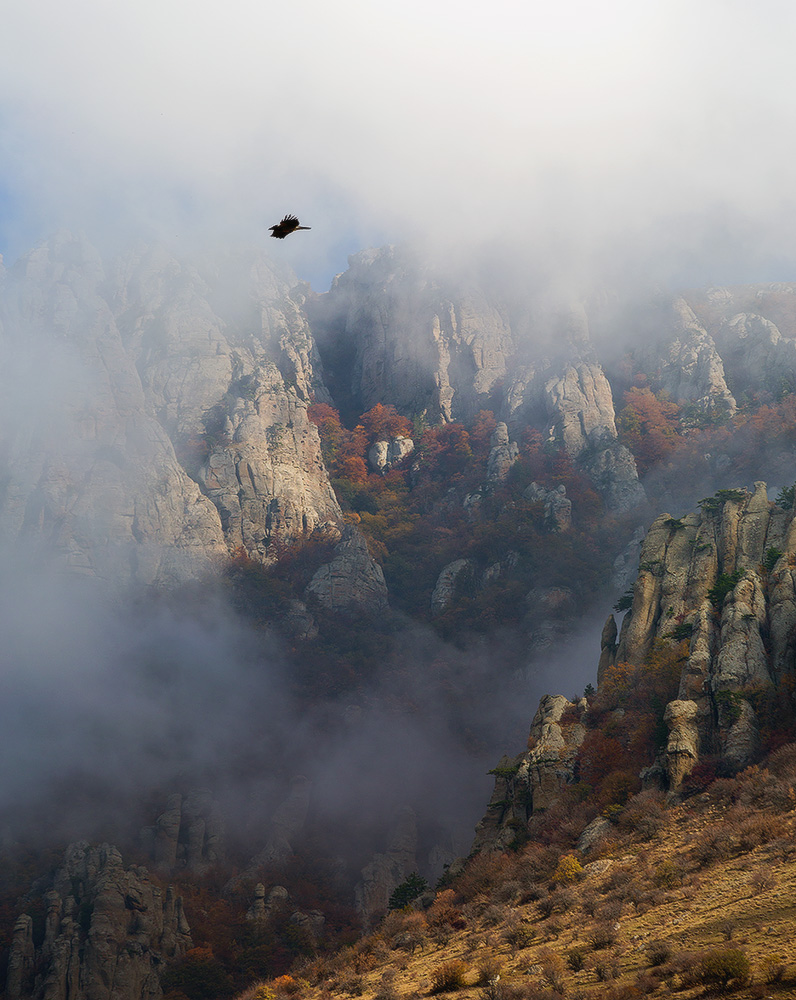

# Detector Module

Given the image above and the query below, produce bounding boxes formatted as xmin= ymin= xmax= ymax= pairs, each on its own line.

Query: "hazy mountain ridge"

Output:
xmin=5 ymin=235 xmax=796 ymax=1000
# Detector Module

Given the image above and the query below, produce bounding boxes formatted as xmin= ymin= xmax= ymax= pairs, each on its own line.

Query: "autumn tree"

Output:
xmin=617 ymin=386 xmax=681 ymax=475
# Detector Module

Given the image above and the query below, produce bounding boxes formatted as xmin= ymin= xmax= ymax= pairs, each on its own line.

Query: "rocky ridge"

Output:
xmin=7 ymin=843 xmax=191 ymax=1000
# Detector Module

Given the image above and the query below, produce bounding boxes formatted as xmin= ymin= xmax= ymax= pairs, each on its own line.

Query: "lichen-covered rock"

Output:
xmin=611 ymin=481 xmax=794 ymax=771
xmin=0 ymin=233 xmax=344 ymax=582
xmin=430 ymin=558 xmax=474 ymax=615
xmin=141 ymin=790 xmax=225 ymax=874
xmin=543 ymin=362 xmax=617 ymax=457
xmin=523 ymin=482 xmax=572 ymax=532
xmin=0 ymin=234 xmax=228 ymax=585
xmin=246 ymin=776 xmax=312 ymax=871
xmin=486 ymin=422 xmax=518 ymax=481
xmin=652 ymin=299 xmax=737 ymax=419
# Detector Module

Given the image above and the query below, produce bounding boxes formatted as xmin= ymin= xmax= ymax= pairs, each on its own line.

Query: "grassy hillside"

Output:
xmin=239 ymin=746 xmax=796 ymax=1000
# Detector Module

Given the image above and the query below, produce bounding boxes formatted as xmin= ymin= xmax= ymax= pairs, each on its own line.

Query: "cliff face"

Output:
xmin=7 ymin=842 xmax=191 ymax=1000
xmin=474 ymin=480 xmax=796 ymax=853
xmin=315 ymin=248 xmax=644 ymax=512
xmin=0 ymin=234 xmax=342 ymax=583
xmin=604 ymin=480 xmax=794 ymax=771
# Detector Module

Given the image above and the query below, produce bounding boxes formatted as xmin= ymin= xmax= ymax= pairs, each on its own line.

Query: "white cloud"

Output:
xmin=3 ymin=0 xmax=796 ymax=286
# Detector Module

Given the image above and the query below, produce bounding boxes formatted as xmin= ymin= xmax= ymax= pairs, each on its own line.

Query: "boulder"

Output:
xmin=368 ymin=436 xmax=414 ymax=473
xmin=663 ymin=700 xmax=699 ymax=791
xmin=305 ymin=527 xmax=389 ymax=613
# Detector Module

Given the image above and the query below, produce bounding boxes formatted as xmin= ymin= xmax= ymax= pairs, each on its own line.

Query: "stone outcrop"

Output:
xmin=246 ymin=776 xmax=312 ymax=871
xmin=523 ymin=482 xmax=572 ymax=532
xmin=0 ymin=233 xmax=342 ymax=583
xmin=604 ymin=481 xmax=791 ymax=771
xmin=140 ymin=790 xmax=225 ymax=874
xmin=635 ymin=299 xmax=737 ymax=420
xmin=430 ymin=559 xmax=474 ymax=615
xmin=305 ymin=526 xmax=389 ymax=613
xmin=354 ymin=807 xmax=418 ymax=928
xmin=314 ymin=250 xmax=643 ymax=511
xmin=0 ymin=233 xmax=228 ymax=585
xmin=245 ymin=884 xmax=325 ymax=945
xmin=6 ymin=842 xmax=191 ymax=1000
xmin=368 ymin=436 xmax=414 ymax=473
xmin=486 ymin=422 xmax=518 ymax=481
xmin=472 ymin=695 xmax=587 ymax=854
xmin=663 ymin=700 xmax=700 ymax=790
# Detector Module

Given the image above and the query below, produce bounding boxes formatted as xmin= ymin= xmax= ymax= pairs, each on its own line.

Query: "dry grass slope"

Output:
xmin=239 ymin=751 xmax=796 ymax=1000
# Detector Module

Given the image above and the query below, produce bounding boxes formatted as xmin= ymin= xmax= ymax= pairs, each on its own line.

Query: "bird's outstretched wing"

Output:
xmin=269 ymin=214 xmax=311 ymax=239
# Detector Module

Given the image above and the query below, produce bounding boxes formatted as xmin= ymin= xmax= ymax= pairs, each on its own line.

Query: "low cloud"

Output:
xmin=3 ymin=1 xmax=796 ymax=289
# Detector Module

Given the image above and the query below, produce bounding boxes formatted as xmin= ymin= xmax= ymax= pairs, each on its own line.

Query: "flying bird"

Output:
xmin=269 ymin=214 xmax=311 ymax=239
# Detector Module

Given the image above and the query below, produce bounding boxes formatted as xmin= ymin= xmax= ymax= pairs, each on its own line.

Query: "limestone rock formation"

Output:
xmin=523 ymin=482 xmax=572 ymax=532
xmin=486 ymin=422 xmax=518 ymax=481
xmin=663 ymin=700 xmax=700 ymax=790
xmin=0 ymin=233 xmax=343 ymax=584
xmin=368 ymin=436 xmax=415 ymax=473
xmin=140 ymin=790 xmax=225 ymax=874
xmin=472 ymin=695 xmax=587 ymax=854
xmin=6 ymin=842 xmax=191 ymax=1000
xmin=314 ymin=249 xmax=643 ymax=511
xmin=354 ymin=807 xmax=418 ymax=928
xmin=246 ymin=776 xmax=313 ymax=871
xmin=0 ymin=233 xmax=228 ymax=585
xmin=606 ymin=481 xmax=790 ymax=770
xmin=430 ymin=559 xmax=474 ymax=616
xmin=639 ymin=299 xmax=737 ymax=420
xmin=542 ymin=362 xmax=617 ymax=456
xmin=305 ymin=526 xmax=389 ymax=613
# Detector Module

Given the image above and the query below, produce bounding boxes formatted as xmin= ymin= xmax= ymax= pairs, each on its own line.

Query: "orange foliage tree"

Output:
xmin=617 ymin=387 xmax=681 ymax=475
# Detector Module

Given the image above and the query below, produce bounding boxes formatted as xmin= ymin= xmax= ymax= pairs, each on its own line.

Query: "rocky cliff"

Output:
xmin=6 ymin=842 xmax=191 ymax=1000
xmin=475 ymin=479 xmax=796 ymax=854
xmin=605 ymin=480 xmax=795 ymax=772
xmin=0 ymin=233 xmax=342 ymax=585
xmin=313 ymin=248 xmax=644 ymax=512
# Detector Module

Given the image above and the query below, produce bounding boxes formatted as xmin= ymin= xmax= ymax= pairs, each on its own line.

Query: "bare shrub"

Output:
xmin=482 ymin=903 xmax=511 ymax=927
xmin=748 ymin=868 xmax=776 ymax=894
xmin=503 ymin=920 xmax=536 ymax=952
xmin=652 ymin=858 xmax=681 ymax=888
xmin=645 ymin=940 xmax=672 ymax=967
xmin=537 ymin=946 xmax=567 ymax=994
xmin=337 ymin=972 xmax=364 ymax=995
xmin=587 ymin=947 xmax=620 ymax=980
xmin=760 ymin=954 xmax=787 ymax=984
xmin=589 ymin=922 xmax=618 ymax=950
xmin=618 ymin=790 xmax=668 ymax=840
xmin=518 ymin=882 xmax=547 ymax=904
xmin=372 ymin=982 xmax=399 ymax=1000
xmin=427 ymin=889 xmax=467 ymax=930
xmin=384 ymin=909 xmax=427 ymax=953
xmin=492 ymin=879 xmax=523 ymax=904
xmin=476 ymin=955 xmax=503 ymax=986
xmin=429 ymin=960 xmax=468 ymax=994
xmin=567 ymin=946 xmax=588 ymax=971
xmin=699 ymin=947 xmax=751 ymax=988
xmin=634 ymin=970 xmax=659 ymax=995
xmin=598 ymin=900 xmax=623 ymax=923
